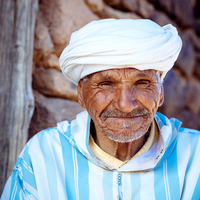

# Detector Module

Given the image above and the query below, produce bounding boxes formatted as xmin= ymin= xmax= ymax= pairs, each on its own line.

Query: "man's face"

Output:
xmin=78 ymin=68 xmax=164 ymax=143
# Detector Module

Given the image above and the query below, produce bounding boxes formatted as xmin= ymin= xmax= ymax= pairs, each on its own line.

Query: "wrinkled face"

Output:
xmin=78 ymin=68 xmax=164 ymax=143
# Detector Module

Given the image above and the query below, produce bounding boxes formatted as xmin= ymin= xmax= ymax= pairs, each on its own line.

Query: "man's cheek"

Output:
xmin=139 ymin=93 xmax=157 ymax=110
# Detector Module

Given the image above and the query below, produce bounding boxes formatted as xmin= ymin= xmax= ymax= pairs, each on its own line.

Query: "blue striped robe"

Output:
xmin=1 ymin=111 xmax=200 ymax=200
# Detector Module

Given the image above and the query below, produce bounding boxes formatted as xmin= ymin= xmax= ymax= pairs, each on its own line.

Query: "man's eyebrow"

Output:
xmin=95 ymin=71 xmax=153 ymax=81
xmin=135 ymin=72 xmax=152 ymax=79
xmin=95 ymin=74 xmax=118 ymax=81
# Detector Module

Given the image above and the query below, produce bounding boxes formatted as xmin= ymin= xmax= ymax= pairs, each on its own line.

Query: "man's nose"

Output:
xmin=112 ymin=85 xmax=138 ymax=113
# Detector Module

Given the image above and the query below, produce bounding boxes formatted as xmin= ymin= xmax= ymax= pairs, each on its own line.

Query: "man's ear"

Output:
xmin=77 ymin=80 xmax=86 ymax=109
xmin=159 ymin=84 xmax=164 ymax=107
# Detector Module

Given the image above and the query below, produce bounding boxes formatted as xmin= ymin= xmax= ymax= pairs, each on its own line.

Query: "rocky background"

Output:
xmin=29 ymin=0 xmax=200 ymax=138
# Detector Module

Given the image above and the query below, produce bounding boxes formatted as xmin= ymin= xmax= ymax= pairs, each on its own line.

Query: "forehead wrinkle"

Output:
xmin=91 ymin=68 xmax=157 ymax=82
xmin=92 ymin=70 xmax=124 ymax=81
xmin=96 ymin=68 xmax=134 ymax=80
xmin=119 ymin=68 xmax=157 ymax=79
xmin=135 ymin=72 xmax=152 ymax=79
xmin=135 ymin=69 xmax=158 ymax=79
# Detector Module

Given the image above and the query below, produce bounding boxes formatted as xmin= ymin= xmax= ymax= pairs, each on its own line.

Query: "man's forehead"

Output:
xmin=89 ymin=68 xmax=157 ymax=80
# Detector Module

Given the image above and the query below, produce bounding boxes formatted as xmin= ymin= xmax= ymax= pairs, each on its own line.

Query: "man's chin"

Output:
xmin=100 ymin=123 xmax=149 ymax=143
xmin=104 ymin=129 xmax=146 ymax=143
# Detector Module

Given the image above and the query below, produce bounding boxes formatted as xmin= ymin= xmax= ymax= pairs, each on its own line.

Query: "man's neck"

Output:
xmin=92 ymin=125 xmax=148 ymax=162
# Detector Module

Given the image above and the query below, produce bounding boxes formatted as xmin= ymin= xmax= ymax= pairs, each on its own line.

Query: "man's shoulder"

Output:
xmin=31 ymin=125 xmax=60 ymax=140
xmin=178 ymin=126 xmax=200 ymax=135
xmin=156 ymin=112 xmax=200 ymax=135
xmin=27 ymin=111 xmax=90 ymax=156
xmin=27 ymin=120 xmax=72 ymax=153
xmin=30 ymin=110 xmax=89 ymax=141
xmin=155 ymin=112 xmax=200 ymax=152
xmin=176 ymin=126 xmax=200 ymax=146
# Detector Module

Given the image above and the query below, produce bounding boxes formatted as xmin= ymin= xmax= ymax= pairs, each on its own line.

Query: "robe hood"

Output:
xmin=57 ymin=111 xmax=182 ymax=172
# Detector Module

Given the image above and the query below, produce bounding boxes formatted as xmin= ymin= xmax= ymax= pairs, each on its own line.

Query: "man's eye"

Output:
xmin=99 ymin=81 xmax=112 ymax=86
xmin=135 ymin=80 xmax=150 ymax=88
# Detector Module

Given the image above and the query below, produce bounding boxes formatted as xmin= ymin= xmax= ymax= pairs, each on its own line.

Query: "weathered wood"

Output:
xmin=0 ymin=0 xmax=38 ymax=194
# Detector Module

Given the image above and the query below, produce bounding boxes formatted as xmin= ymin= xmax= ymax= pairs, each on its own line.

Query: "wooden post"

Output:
xmin=0 ymin=0 xmax=38 ymax=194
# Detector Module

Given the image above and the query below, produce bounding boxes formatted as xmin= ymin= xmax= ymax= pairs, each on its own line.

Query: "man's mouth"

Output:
xmin=100 ymin=108 xmax=150 ymax=120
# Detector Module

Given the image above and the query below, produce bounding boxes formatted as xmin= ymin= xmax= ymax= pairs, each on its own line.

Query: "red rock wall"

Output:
xmin=29 ymin=0 xmax=200 ymax=137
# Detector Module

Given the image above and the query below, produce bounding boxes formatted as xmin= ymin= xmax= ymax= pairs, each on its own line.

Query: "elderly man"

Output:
xmin=1 ymin=19 xmax=200 ymax=200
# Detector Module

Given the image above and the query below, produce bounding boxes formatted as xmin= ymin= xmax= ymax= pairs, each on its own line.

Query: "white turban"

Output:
xmin=59 ymin=19 xmax=182 ymax=85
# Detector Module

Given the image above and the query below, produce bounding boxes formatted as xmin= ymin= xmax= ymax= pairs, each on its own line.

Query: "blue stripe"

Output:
xmin=130 ymin=172 xmax=141 ymax=199
xmin=154 ymin=164 xmax=167 ymax=200
xmin=191 ymin=174 xmax=200 ymax=200
xmin=22 ymin=145 xmax=37 ymax=190
xmin=37 ymin=131 xmax=59 ymax=200
xmin=9 ymin=156 xmax=24 ymax=199
xmin=155 ymin=112 xmax=167 ymax=126
xmin=77 ymin=149 xmax=90 ymax=200
xmin=189 ymin=135 xmax=200 ymax=200
xmin=156 ymin=138 xmax=177 ymax=167
xmin=71 ymin=124 xmax=79 ymax=134
xmin=10 ymin=170 xmax=21 ymax=200
xmin=85 ymin=115 xmax=92 ymax=156
xmin=166 ymin=148 xmax=180 ymax=199
xmin=58 ymin=127 xmax=76 ymax=200
xmin=22 ymin=161 xmax=37 ymax=191
xmin=103 ymin=169 xmax=113 ymax=199
xmin=9 ymin=146 xmax=38 ymax=199
xmin=187 ymin=134 xmax=199 ymax=171
xmin=15 ymin=178 xmax=21 ymax=200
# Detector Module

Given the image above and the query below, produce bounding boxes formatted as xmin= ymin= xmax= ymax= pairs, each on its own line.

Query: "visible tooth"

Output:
xmin=123 ymin=122 xmax=131 ymax=128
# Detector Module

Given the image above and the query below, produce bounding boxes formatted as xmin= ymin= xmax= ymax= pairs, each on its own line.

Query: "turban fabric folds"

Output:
xmin=59 ymin=19 xmax=182 ymax=85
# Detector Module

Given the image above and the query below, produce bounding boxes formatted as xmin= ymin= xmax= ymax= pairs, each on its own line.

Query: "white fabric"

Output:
xmin=2 ymin=111 xmax=200 ymax=200
xmin=59 ymin=18 xmax=182 ymax=85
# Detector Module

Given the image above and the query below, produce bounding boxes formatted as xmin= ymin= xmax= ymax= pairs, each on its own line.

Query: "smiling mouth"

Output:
xmin=104 ymin=115 xmax=147 ymax=120
xmin=100 ymin=108 xmax=150 ymax=120
xmin=100 ymin=116 xmax=146 ymax=130
xmin=106 ymin=116 xmax=142 ymax=118
xmin=100 ymin=112 xmax=150 ymax=121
